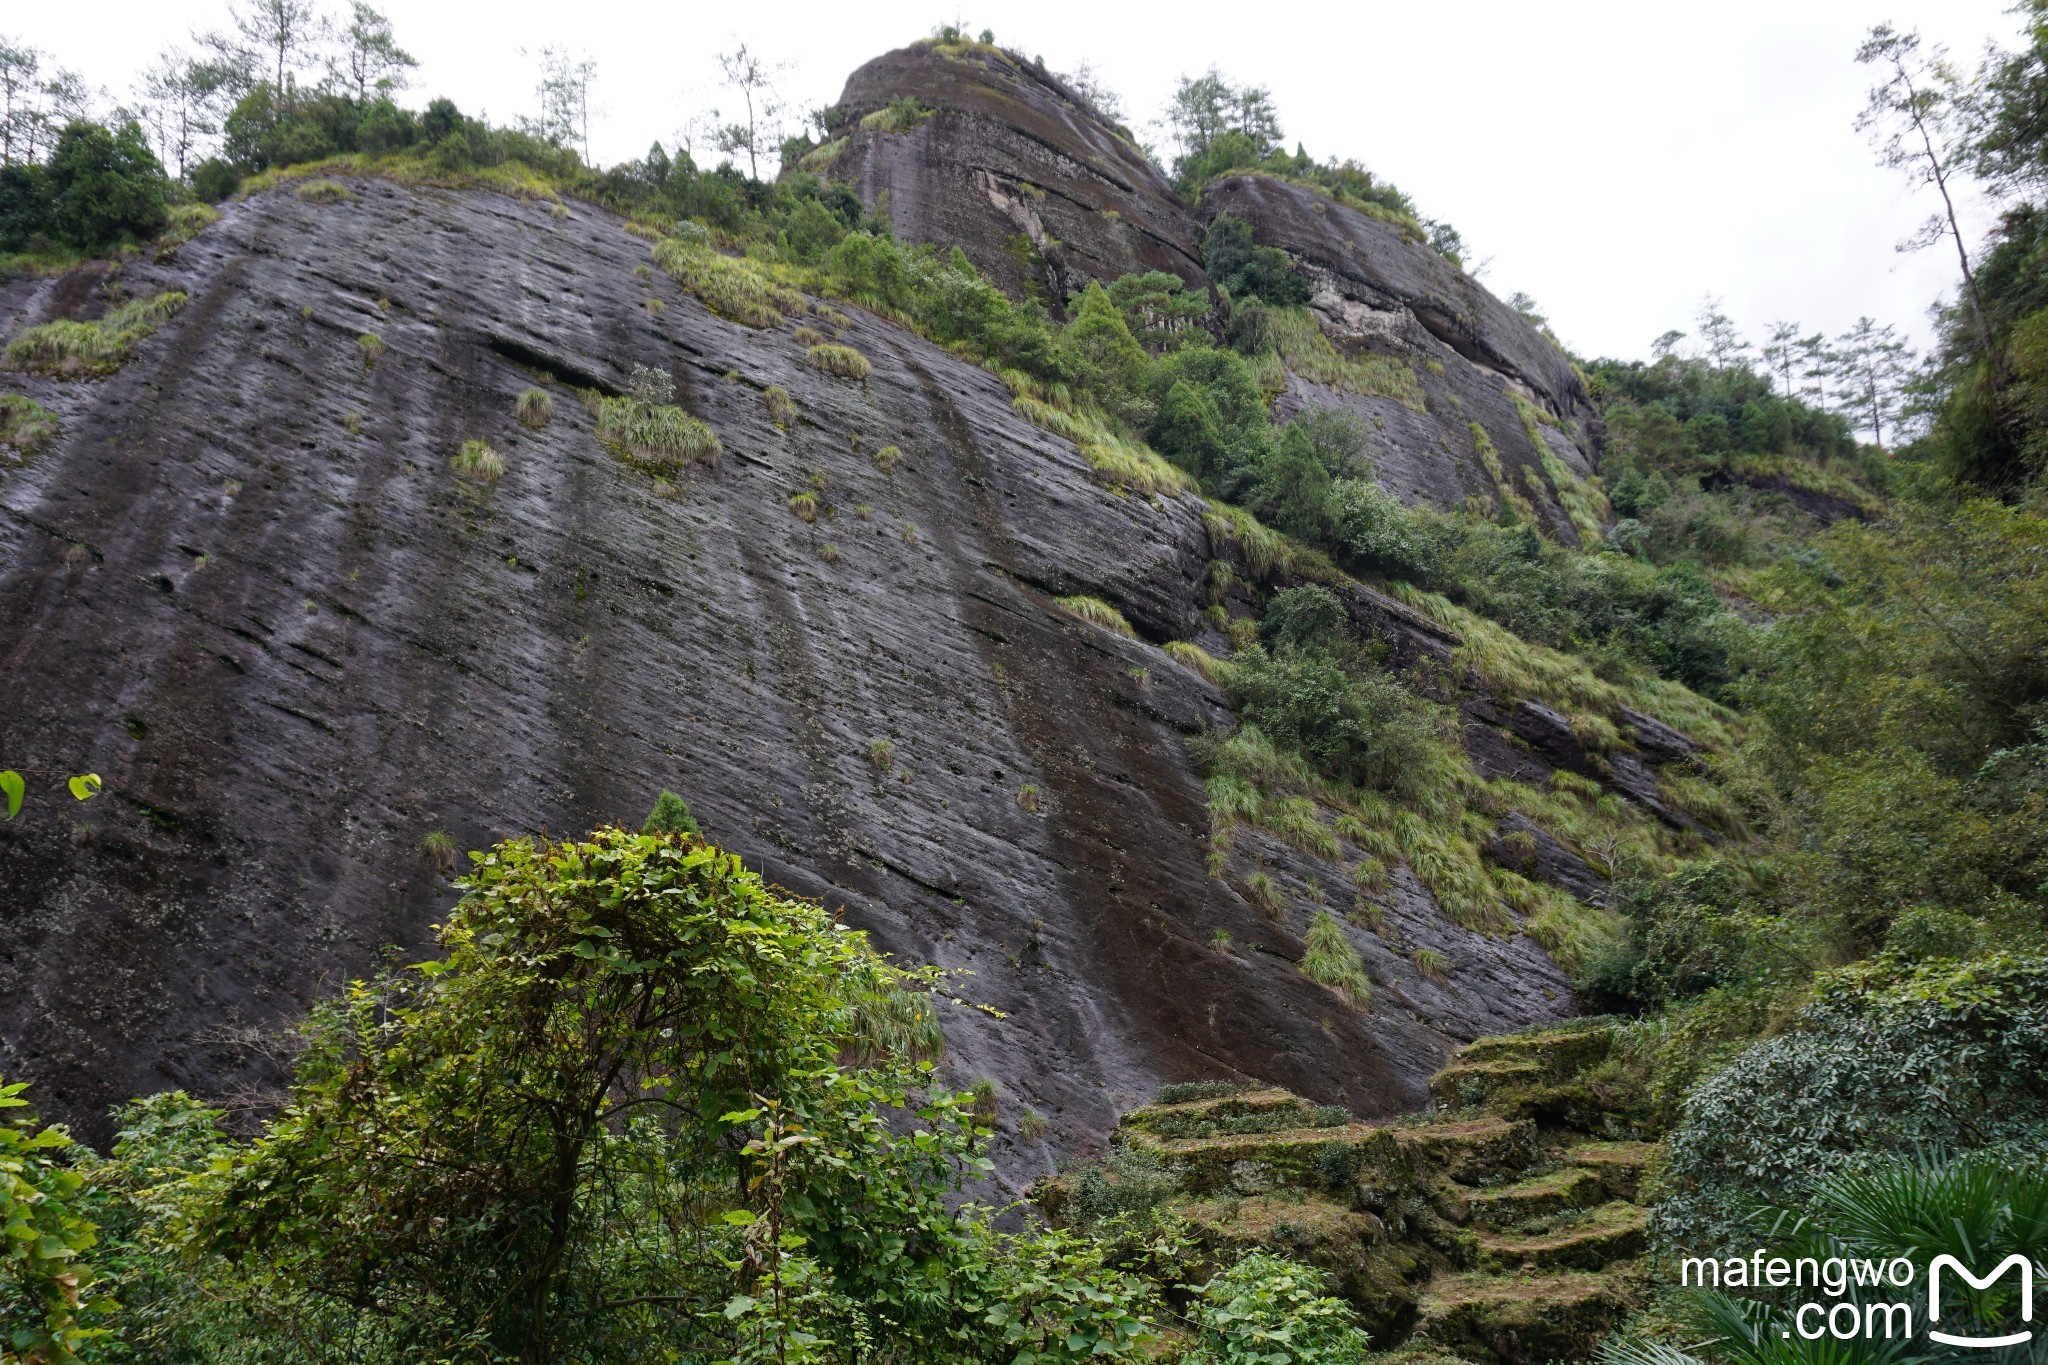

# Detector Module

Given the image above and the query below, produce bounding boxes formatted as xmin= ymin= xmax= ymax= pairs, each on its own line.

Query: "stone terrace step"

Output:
xmin=1472 ymin=1201 xmax=1649 ymax=1272
xmin=1394 ymin=1115 xmax=1540 ymax=1186
xmin=1419 ymin=1268 xmax=1637 ymax=1365
xmin=1460 ymin=1166 xmax=1606 ymax=1224
xmin=1431 ymin=1060 xmax=1543 ymax=1109
xmin=1453 ymin=1024 xmax=1615 ymax=1083
xmin=1563 ymin=1140 xmax=1660 ymax=1201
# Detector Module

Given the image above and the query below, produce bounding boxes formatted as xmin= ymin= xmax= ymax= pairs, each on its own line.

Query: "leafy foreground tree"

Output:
xmin=10 ymin=828 xmax=1162 ymax=1362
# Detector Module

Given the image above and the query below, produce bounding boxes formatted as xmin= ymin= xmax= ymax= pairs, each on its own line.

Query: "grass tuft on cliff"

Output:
xmin=4 ymin=292 xmax=187 ymax=378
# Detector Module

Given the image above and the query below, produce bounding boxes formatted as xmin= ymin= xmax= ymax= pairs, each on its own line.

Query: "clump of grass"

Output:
xmin=0 ymin=394 xmax=58 ymax=455
xmin=901 ymin=523 xmax=919 ymax=545
xmin=1411 ymin=946 xmax=1453 ymax=983
xmin=417 ymin=830 xmax=459 ymax=873
xmin=967 ymin=1077 xmax=999 ymax=1127
xmin=806 ymin=343 xmax=872 ymax=380
xmin=820 ymin=542 xmax=840 ymax=563
xmin=515 ymin=388 xmax=554 ymax=428
xmin=160 ymin=202 xmax=219 ymax=245
xmin=1080 ymin=435 xmax=1193 ymax=497
xmin=453 ymin=439 xmax=505 ymax=483
xmin=845 ymin=974 xmax=947 ymax=1064
xmin=1163 ymin=640 xmax=1226 ymax=684
xmin=5 ymin=292 xmax=188 ymax=378
xmin=866 ymin=738 xmax=895 ymax=772
xmin=1019 ymin=1108 xmax=1049 ymax=1140
xmin=1201 ymin=501 xmax=1291 ymax=580
xmin=1016 ymin=783 xmax=1041 ymax=813
xmin=1302 ymin=910 xmax=1371 ymax=1006
xmin=872 ymin=444 xmax=902 ymax=474
xmin=1245 ymin=871 xmax=1284 ymax=918
xmin=650 ymin=236 xmax=808 ymax=327
xmin=1053 ymin=594 xmax=1135 ymax=637
xmin=294 ymin=179 xmax=354 ymax=203
xmin=1211 ymin=927 xmax=1233 ymax=952
xmin=861 ymin=95 xmax=933 ymax=132
xmin=793 ymin=326 xmax=825 ymax=346
xmin=789 ymin=490 xmax=819 ymax=522
xmin=763 ymin=385 xmax=798 ymax=426
xmin=356 ymin=332 xmax=386 ymax=367
xmin=595 ymin=396 xmax=722 ymax=470
xmin=1265 ymin=305 xmax=1427 ymax=412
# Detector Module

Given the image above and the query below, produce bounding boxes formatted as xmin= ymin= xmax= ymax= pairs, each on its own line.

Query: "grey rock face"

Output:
xmin=1205 ymin=173 xmax=1604 ymax=546
xmin=0 ymin=181 xmax=1585 ymax=1169
xmin=820 ymin=42 xmax=1208 ymax=312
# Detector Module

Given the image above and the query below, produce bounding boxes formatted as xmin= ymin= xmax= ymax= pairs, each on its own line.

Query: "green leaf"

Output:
xmin=67 ymin=773 xmax=101 ymax=801
xmin=0 ymin=771 xmax=21 ymax=820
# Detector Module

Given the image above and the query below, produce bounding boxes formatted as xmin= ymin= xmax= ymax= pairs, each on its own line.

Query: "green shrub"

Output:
xmin=5 ymin=292 xmax=187 ymax=378
xmin=0 ymin=1079 xmax=110 ymax=1361
xmin=763 ymin=384 xmax=798 ymax=426
xmin=1183 ymin=1251 xmax=1371 ymax=1365
xmin=806 ymin=342 xmax=872 ymax=380
xmin=43 ymin=119 xmax=169 ymax=251
xmin=867 ymin=738 xmax=895 ymax=772
xmin=1302 ymin=910 xmax=1371 ymax=1005
xmin=641 ymin=790 xmax=699 ymax=837
xmin=356 ymin=332 xmax=385 ymax=366
xmin=789 ymin=490 xmax=819 ymax=521
xmin=1656 ymin=954 xmax=2048 ymax=1251
xmin=1224 ymin=645 xmax=1450 ymax=803
xmin=515 ymin=388 xmax=553 ymax=428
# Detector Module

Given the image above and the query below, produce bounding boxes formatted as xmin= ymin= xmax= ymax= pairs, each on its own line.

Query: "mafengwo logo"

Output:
xmin=1680 ymin=1251 xmax=2035 ymax=1345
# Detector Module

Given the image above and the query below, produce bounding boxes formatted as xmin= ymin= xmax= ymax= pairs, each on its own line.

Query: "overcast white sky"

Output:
xmin=14 ymin=0 xmax=2021 ymax=361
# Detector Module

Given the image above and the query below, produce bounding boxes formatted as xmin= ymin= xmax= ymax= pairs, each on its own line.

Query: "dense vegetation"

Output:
xmin=5 ymin=4 xmax=2048 ymax=1363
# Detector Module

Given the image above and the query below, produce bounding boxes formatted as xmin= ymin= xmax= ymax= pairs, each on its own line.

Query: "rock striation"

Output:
xmin=0 ymin=179 xmax=1602 ymax=1163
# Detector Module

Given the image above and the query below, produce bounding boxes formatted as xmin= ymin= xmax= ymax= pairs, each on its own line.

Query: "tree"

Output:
xmin=1694 ymin=293 xmax=1751 ymax=368
xmin=528 ymin=45 xmax=595 ymax=161
xmin=1831 ymin=316 xmax=1915 ymax=450
xmin=330 ymin=2 xmax=414 ymax=103
xmin=231 ymin=0 xmax=329 ymax=100
xmin=135 ymin=50 xmax=231 ymax=178
xmin=1760 ymin=320 xmax=1816 ymax=398
xmin=0 ymin=38 xmax=42 ymax=164
xmin=714 ymin=43 xmax=785 ymax=181
xmin=180 ymin=827 xmax=1142 ymax=1362
xmin=1164 ymin=67 xmax=1281 ymax=182
xmin=1858 ymin=24 xmax=1996 ymax=364
xmin=1057 ymin=60 xmax=1124 ymax=125
xmin=44 ymin=120 xmax=168 ymax=251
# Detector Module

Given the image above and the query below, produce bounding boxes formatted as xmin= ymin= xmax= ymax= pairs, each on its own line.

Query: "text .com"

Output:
xmin=1679 ymin=1252 xmax=2035 ymax=1346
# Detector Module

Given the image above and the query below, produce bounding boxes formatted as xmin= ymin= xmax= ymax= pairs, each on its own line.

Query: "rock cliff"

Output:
xmin=0 ymin=179 xmax=1606 ymax=1164
xmin=817 ymin=40 xmax=1208 ymax=311
xmin=820 ymin=44 xmax=1605 ymax=545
